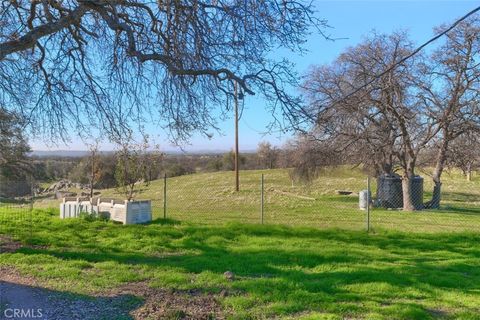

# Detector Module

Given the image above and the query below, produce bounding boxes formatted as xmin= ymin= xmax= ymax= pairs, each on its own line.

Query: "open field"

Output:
xmin=1 ymin=208 xmax=480 ymax=319
xmin=35 ymin=167 xmax=480 ymax=232
xmin=2 ymin=168 xmax=480 ymax=318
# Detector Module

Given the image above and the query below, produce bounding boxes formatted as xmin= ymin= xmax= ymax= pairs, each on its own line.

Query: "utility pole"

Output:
xmin=234 ymin=82 xmax=240 ymax=192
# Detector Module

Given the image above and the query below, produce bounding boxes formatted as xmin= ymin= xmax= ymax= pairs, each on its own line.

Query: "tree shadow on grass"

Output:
xmin=12 ymin=224 xmax=480 ymax=319
xmin=371 ymin=203 xmax=480 ymax=217
xmin=148 ymin=218 xmax=182 ymax=225
xmin=433 ymin=205 xmax=480 ymax=216
xmin=440 ymin=191 xmax=480 ymax=203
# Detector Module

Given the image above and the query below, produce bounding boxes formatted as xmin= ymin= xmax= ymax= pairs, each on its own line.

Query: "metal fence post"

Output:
xmin=366 ymin=176 xmax=371 ymax=232
xmin=163 ymin=173 xmax=167 ymax=219
xmin=29 ymin=176 xmax=34 ymax=242
xmin=261 ymin=174 xmax=264 ymax=224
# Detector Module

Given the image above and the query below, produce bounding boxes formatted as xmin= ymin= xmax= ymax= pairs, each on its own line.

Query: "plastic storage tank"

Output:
xmin=60 ymin=197 xmax=93 ymax=218
xmin=61 ymin=197 xmax=152 ymax=224
xmin=376 ymin=174 xmax=424 ymax=209
xmin=411 ymin=176 xmax=424 ymax=210
xmin=359 ymin=190 xmax=371 ymax=210
xmin=109 ymin=200 xmax=152 ymax=224
xmin=376 ymin=174 xmax=403 ymax=208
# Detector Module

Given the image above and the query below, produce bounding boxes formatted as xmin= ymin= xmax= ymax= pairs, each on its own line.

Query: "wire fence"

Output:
xmin=147 ymin=169 xmax=480 ymax=233
xmin=0 ymin=181 xmax=35 ymax=249
xmin=1 ymin=169 xmax=480 ymax=238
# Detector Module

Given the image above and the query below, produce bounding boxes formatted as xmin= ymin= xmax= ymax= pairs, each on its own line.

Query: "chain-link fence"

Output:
xmin=0 ymin=181 xmax=35 ymax=249
xmin=146 ymin=169 xmax=480 ymax=233
xmin=1 ymin=169 xmax=480 ymax=234
xmin=150 ymin=172 xmax=261 ymax=224
xmin=368 ymin=174 xmax=480 ymax=233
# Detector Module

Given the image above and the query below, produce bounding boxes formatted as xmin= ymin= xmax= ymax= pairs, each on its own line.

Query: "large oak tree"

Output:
xmin=0 ymin=0 xmax=324 ymax=141
xmin=417 ymin=18 xmax=480 ymax=208
xmin=303 ymin=32 xmax=436 ymax=210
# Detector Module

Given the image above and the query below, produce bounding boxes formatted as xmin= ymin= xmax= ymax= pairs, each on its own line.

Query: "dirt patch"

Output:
xmin=0 ymin=235 xmax=47 ymax=254
xmin=0 ymin=266 xmax=40 ymax=288
xmin=111 ymin=282 xmax=225 ymax=320
xmin=0 ymin=236 xmax=23 ymax=253
xmin=427 ymin=308 xmax=449 ymax=318
xmin=0 ymin=267 xmax=226 ymax=319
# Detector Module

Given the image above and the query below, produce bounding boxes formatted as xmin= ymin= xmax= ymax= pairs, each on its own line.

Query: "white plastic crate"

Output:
xmin=60 ymin=197 xmax=93 ymax=218
xmin=61 ymin=197 xmax=152 ymax=224
xmin=110 ymin=200 xmax=152 ymax=225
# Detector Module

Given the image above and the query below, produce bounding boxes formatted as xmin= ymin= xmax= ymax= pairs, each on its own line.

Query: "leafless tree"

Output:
xmin=283 ymin=134 xmax=340 ymax=184
xmin=0 ymin=0 xmax=325 ymax=142
xmin=257 ymin=141 xmax=279 ymax=169
xmin=114 ymin=133 xmax=150 ymax=200
xmin=301 ymin=36 xmax=405 ymax=178
xmin=446 ymin=132 xmax=480 ymax=181
xmin=302 ymin=32 xmax=437 ymax=210
xmin=86 ymin=139 xmax=100 ymax=198
xmin=416 ymin=17 xmax=480 ymax=208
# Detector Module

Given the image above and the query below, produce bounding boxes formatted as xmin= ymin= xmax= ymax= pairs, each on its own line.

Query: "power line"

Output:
xmin=322 ymin=5 xmax=480 ymax=111
xmin=241 ymin=118 xmax=266 ymax=135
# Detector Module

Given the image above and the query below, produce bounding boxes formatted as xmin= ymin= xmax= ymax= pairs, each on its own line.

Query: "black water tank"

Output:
xmin=376 ymin=174 xmax=403 ymax=208
xmin=411 ymin=176 xmax=424 ymax=210
xmin=376 ymin=174 xmax=424 ymax=209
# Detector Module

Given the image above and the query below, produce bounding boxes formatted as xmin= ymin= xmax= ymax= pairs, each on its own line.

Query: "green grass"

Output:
xmin=106 ymin=167 xmax=480 ymax=233
xmin=1 ymin=208 xmax=480 ymax=319
xmin=35 ymin=167 xmax=480 ymax=233
xmin=4 ymin=168 xmax=479 ymax=318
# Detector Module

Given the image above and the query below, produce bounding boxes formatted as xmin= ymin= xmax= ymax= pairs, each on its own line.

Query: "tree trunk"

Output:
xmin=128 ymin=183 xmax=135 ymax=201
xmin=429 ymin=181 xmax=442 ymax=209
xmin=467 ymin=163 xmax=472 ymax=181
xmin=427 ymin=173 xmax=443 ymax=210
xmin=402 ymin=174 xmax=415 ymax=211
xmin=89 ymin=149 xmax=96 ymax=199
xmin=426 ymin=137 xmax=448 ymax=209
xmin=402 ymin=152 xmax=417 ymax=211
xmin=89 ymin=171 xmax=94 ymax=198
xmin=90 ymin=164 xmax=94 ymax=198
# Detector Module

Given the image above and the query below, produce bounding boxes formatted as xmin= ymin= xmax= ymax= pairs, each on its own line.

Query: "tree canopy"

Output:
xmin=300 ymin=17 xmax=480 ymax=210
xmin=0 ymin=0 xmax=325 ymax=142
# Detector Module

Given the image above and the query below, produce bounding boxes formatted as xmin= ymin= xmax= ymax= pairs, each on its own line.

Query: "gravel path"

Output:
xmin=0 ymin=280 xmax=139 ymax=320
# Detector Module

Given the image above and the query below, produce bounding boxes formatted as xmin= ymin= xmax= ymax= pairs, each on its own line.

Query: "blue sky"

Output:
xmin=32 ymin=0 xmax=479 ymax=152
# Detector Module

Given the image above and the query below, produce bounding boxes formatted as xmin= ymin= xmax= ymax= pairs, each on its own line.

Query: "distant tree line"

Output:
xmin=2 ymin=128 xmax=479 ymax=200
xmin=0 ymin=108 xmax=32 ymax=198
xmin=26 ymin=140 xmax=290 ymax=187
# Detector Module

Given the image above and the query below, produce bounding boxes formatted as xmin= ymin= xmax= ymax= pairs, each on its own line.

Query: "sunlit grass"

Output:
xmin=3 ymin=168 xmax=479 ymax=318
xmin=33 ymin=167 xmax=480 ymax=233
xmin=1 ymin=208 xmax=480 ymax=319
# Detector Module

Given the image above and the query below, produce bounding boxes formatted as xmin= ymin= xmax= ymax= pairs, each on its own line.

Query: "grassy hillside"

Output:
xmin=1 ymin=208 xmax=480 ymax=319
xmin=36 ymin=167 xmax=480 ymax=232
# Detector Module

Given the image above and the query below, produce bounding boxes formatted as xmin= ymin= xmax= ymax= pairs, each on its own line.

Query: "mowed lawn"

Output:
xmin=1 ymin=208 xmax=480 ymax=319
xmin=33 ymin=167 xmax=480 ymax=233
